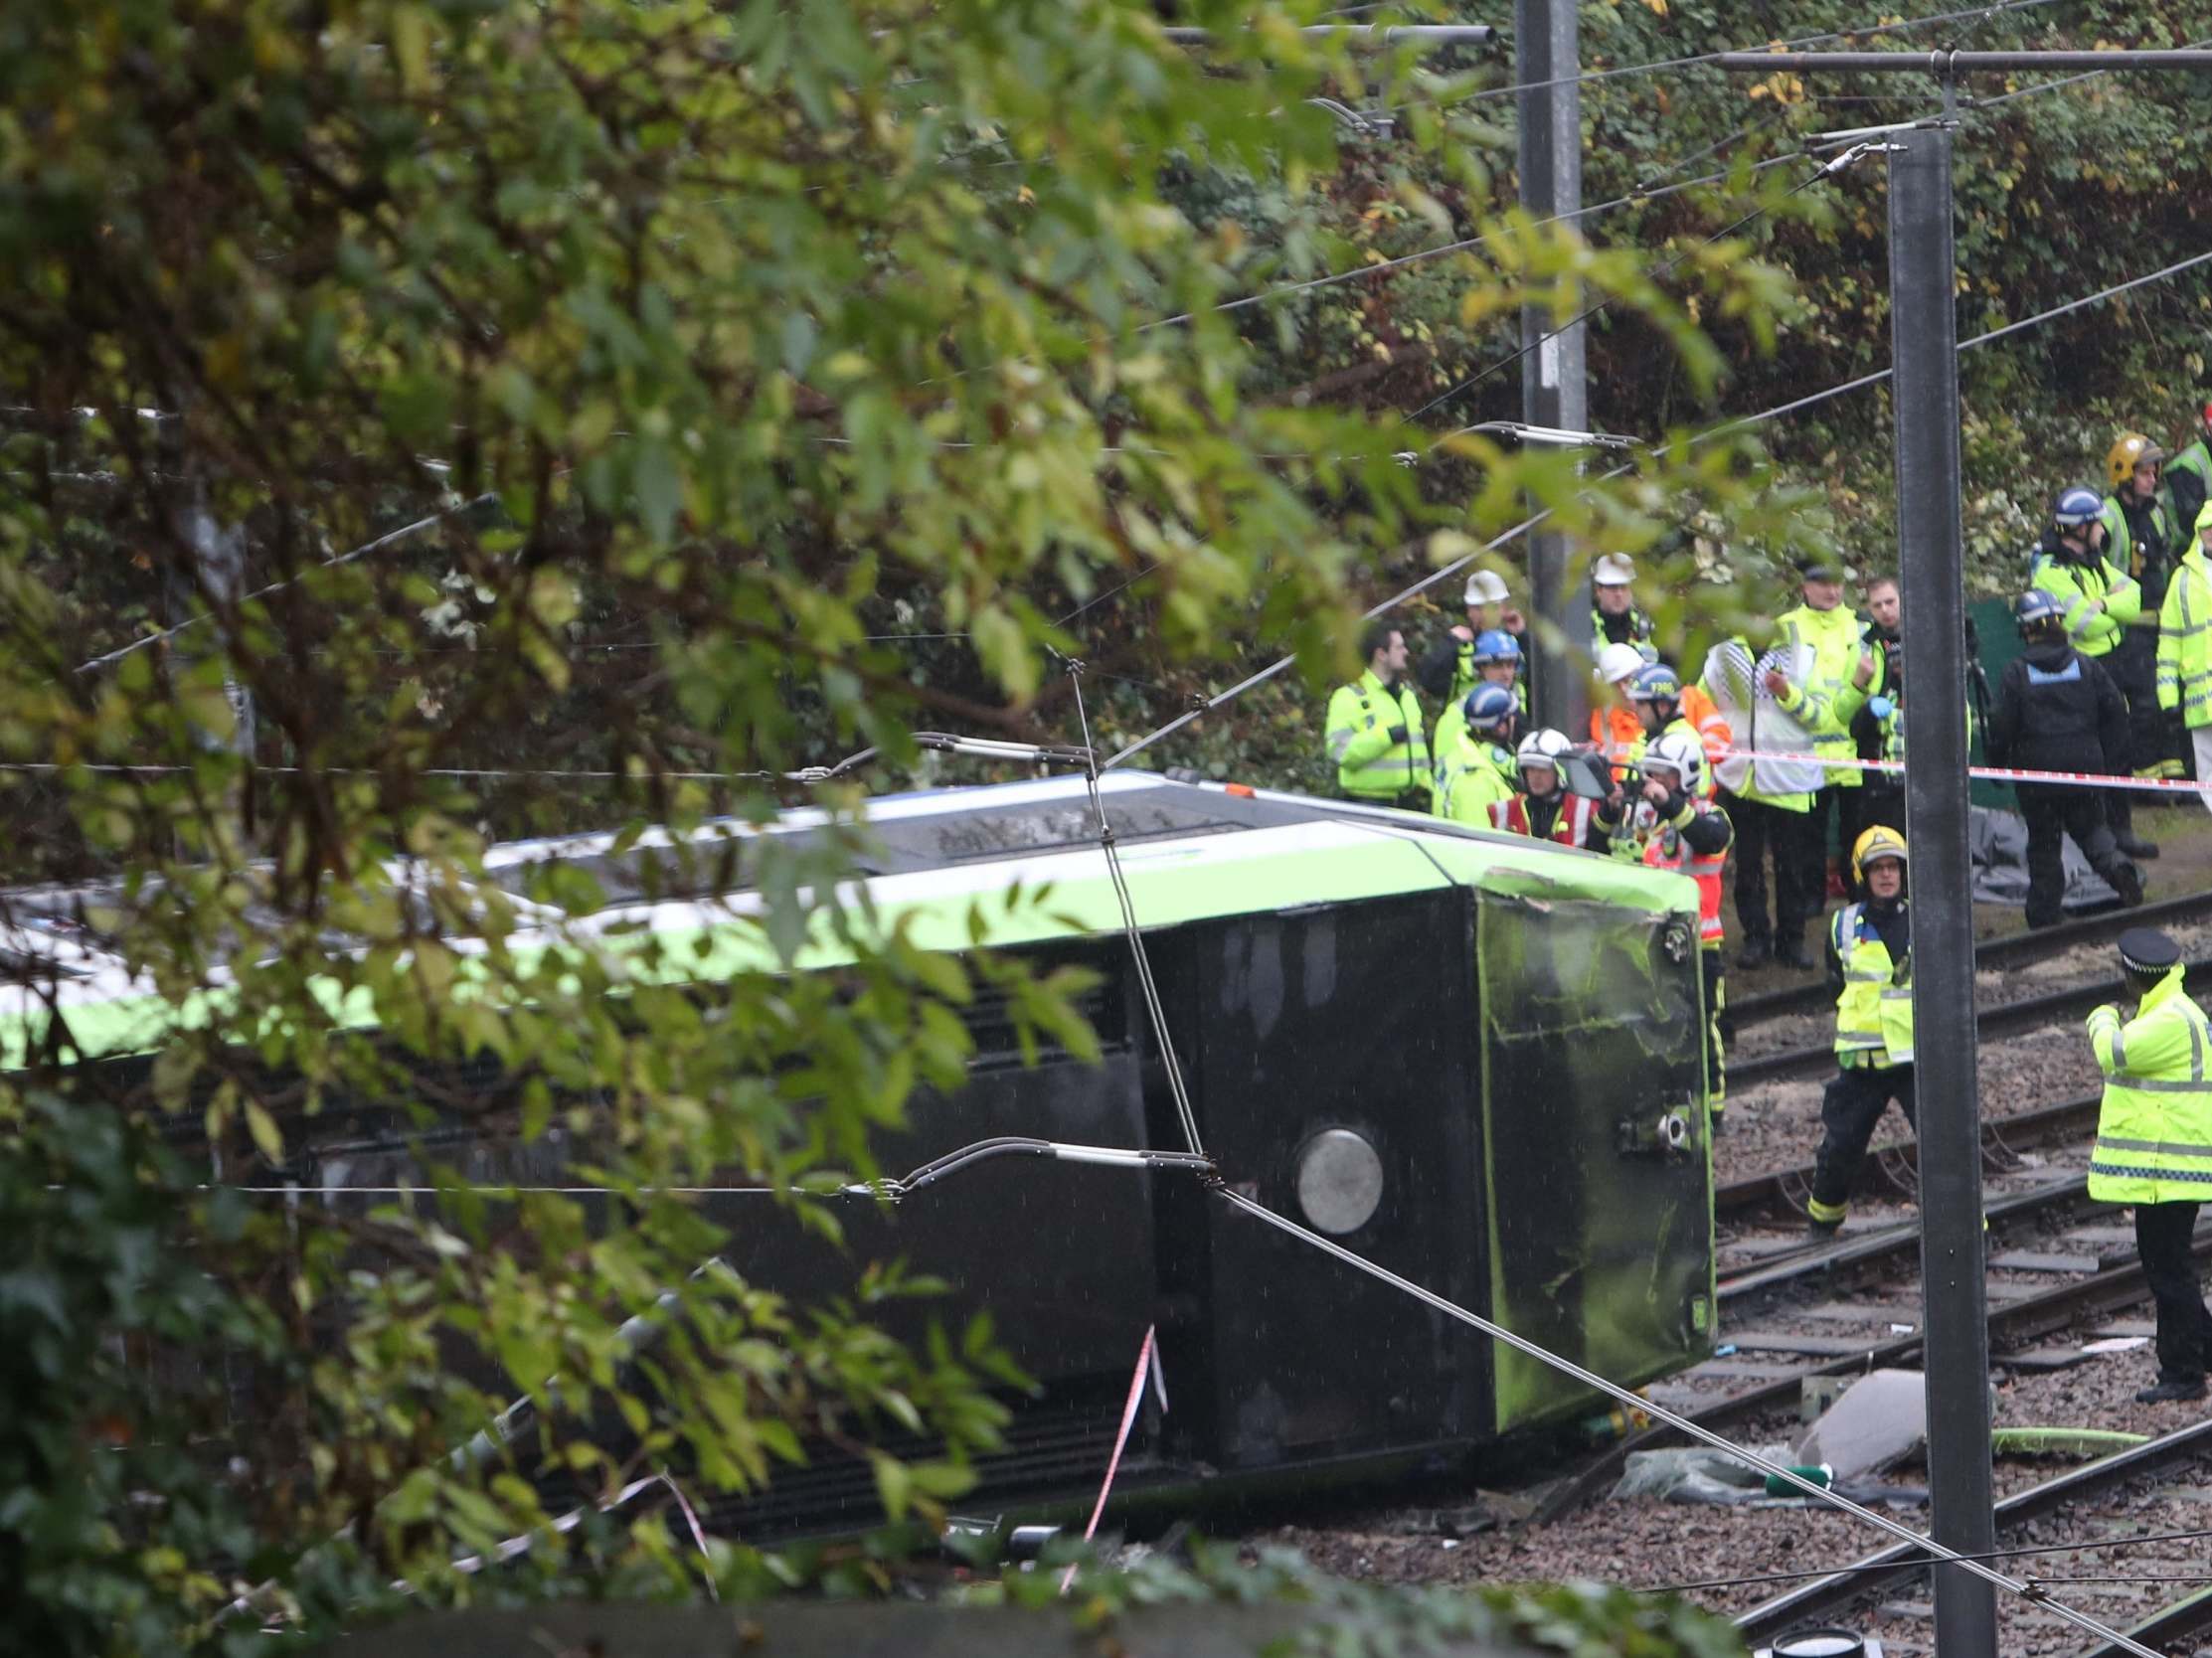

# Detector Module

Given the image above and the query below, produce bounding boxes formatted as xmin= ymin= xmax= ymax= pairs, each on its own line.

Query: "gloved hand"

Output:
xmin=1867 ymin=695 xmax=1895 ymax=722
xmin=1388 ymin=725 xmax=1409 ymax=745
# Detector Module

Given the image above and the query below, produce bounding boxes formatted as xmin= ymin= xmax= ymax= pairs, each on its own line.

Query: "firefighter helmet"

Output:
xmin=1851 ymin=824 xmax=1909 ymax=885
xmin=1516 ymin=727 xmax=1574 ymax=776
xmin=1640 ymin=731 xmax=1704 ymax=796
xmin=2108 ymin=432 xmax=2166 ymax=490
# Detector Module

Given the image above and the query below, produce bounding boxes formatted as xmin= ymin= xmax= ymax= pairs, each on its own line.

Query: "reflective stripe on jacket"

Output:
xmin=2030 ymin=551 xmax=2140 ymax=658
xmin=1640 ymin=798 xmax=1731 ymax=944
xmin=1832 ymin=902 xmax=1914 ymax=1068
xmin=2158 ymin=547 xmax=2212 ymax=730
xmin=2087 ymin=965 xmax=2212 ymax=1204
xmin=1492 ymin=790 xmax=1596 ymax=847
xmin=1325 ymin=670 xmax=1431 ymax=803
xmin=1436 ymin=736 xmax=1516 ymax=825
xmin=1773 ymin=604 xmax=1870 ymax=787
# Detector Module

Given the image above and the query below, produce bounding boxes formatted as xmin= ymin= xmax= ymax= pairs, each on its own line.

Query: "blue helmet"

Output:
xmin=1472 ymin=629 xmax=1522 ymax=667
xmin=1626 ymin=662 xmax=1682 ymax=704
xmin=1463 ymin=683 xmax=1518 ymax=732
xmin=2015 ymin=588 xmax=2064 ymax=630
xmin=2052 ymin=486 xmax=2104 ymax=528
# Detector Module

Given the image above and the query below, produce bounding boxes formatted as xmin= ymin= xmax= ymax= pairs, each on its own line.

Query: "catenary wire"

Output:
xmin=1634 ymin=1525 xmax=2212 ymax=1595
xmin=1104 ymin=233 xmax=2212 ymax=770
xmin=1204 ymin=1182 xmax=2161 ymax=1657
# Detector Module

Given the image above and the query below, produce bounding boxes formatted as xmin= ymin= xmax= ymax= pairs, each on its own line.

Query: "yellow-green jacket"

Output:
xmin=1832 ymin=902 xmax=1914 ymax=1070
xmin=1325 ymin=670 xmax=1431 ymax=805
xmin=1773 ymin=603 xmax=1872 ymax=789
xmin=2031 ymin=550 xmax=2141 ymax=658
xmin=1435 ymin=733 xmax=1516 ymax=827
xmin=2087 ymin=966 xmax=2212 ymax=1205
xmin=2157 ymin=545 xmax=2212 ymax=731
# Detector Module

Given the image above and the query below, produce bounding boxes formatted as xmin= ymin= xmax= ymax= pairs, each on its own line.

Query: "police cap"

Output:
xmin=2118 ymin=928 xmax=2181 ymax=975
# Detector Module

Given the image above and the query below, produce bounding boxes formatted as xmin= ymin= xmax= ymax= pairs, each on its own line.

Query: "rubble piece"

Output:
xmin=1984 ymin=1249 xmax=2100 ymax=1274
xmin=1727 ymin=1329 xmax=1894 ymax=1357
xmin=1999 ymin=1347 xmax=2093 ymax=1373
xmin=1991 ymin=1426 xmax=2147 ymax=1458
xmin=1792 ymin=1368 xmax=1927 ymax=1479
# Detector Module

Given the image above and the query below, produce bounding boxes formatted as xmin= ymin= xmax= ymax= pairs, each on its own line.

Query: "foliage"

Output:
xmin=0 ymin=0 xmax=1802 ymax=1650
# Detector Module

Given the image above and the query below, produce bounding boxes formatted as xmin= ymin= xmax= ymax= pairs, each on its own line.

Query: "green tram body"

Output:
xmin=0 ymin=773 xmax=1714 ymax=1525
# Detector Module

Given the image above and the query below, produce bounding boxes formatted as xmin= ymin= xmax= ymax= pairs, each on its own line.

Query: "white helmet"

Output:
xmin=1516 ymin=728 xmax=1574 ymax=776
xmin=1595 ymin=642 xmax=1646 ymax=686
xmin=1593 ymin=552 xmax=1636 ymax=586
xmin=1641 ymin=731 xmax=1705 ymax=795
xmin=1463 ymin=569 xmax=1511 ymax=607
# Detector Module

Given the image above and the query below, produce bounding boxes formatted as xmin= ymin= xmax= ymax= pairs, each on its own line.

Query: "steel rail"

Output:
xmin=1715 ymin=1092 xmax=2101 ymax=1224
xmin=1726 ymin=889 xmax=2212 ymax=1033
xmin=1736 ymin=1416 xmax=2212 ymax=1643
xmin=1535 ymin=1228 xmax=2212 ymax=1526
xmin=2074 ymin=1582 xmax=2212 ymax=1658
xmin=1730 ymin=958 xmax=2212 ymax=1089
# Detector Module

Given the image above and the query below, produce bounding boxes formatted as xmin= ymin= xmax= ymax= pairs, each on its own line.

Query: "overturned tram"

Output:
xmin=0 ymin=772 xmax=1715 ymax=1532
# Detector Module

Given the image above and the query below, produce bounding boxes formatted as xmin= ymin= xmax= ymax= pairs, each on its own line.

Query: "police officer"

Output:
xmin=1774 ymin=558 xmax=1880 ymax=898
xmin=1854 ymin=577 xmax=1907 ymax=838
xmin=1806 ymin=826 xmax=1915 ymax=1239
xmin=2159 ymin=503 xmax=2212 ymax=811
xmin=2032 ymin=485 xmax=2154 ymax=857
xmin=1437 ymin=684 xmax=1519 ymax=826
xmin=1491 ymin=728 xmax=1609 ymax=850
xmin=2104 ymin=432 xmax=2185 ymax=785
xmin=1592 ymin=553 xmax=1657 ymax=660
xmin=1325 ymin=621 xmax=1431 ymax=809
xmin=1987 ymin=589 xmax=2144 ymax=928
xmin=1613 ymin=732 xmax=1734 ymax=1129
xmin=2087 ymin=928 xmax=2212 ymax=1404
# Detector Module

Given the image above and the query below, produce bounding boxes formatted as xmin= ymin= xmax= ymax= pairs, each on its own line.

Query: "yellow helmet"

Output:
xmin=1851 ymin=824 xmax=1909 ymax=885
xmin=2108 ymin=431 xmax=2166 ymax=490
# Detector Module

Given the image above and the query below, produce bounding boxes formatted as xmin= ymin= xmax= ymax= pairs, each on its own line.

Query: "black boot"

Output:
xmin=2111 ymin=861 xmax=2144 ymax=908
xmin=1736 ymin=938 xmax=1772 ymax=971
xmin=2111 ymin=797 xmax=2159 ymax=859
xmin=2135 ymin=1377 xmax=2208 ymax=1404
xmin=1775 ymin=937 xmax=1815 ymax=972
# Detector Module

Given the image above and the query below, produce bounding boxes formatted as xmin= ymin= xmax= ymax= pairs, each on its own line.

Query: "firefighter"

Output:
xmin=2103 ymin=432 xmax=2185 ymax=785
xmin=1614 ymin=731 xmax=1734 ymax=1130
xmin=1806 ymin=827 xmax=1916 ymax=1239
xmin=1987 ymin=589 xmax=2144 ymax=928
xmin=1491 ymin=728 xmax=1608 ymax=850
xmin=1325 ymin=620 xmax=1431 ymax=810
xmin=2033 ymin=485 xmax=2155 ymax=857
xmin=1437 ymin=684 xmax=1520 ymax=826
xmin=1592 ymin=553 xmax=1657 ymax=660
xmin=2087 ymin=928 xmax=2212 ymax=1404
xmin=1623 ymin=661 xmax=1732 ymax=797
xmin=2158 ymin=503 xmax=2212 ymax=812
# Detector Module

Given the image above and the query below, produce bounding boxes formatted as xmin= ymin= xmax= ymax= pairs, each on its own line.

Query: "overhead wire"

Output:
xmin=1633 ymin=1524 xmax=2212 ymax=1595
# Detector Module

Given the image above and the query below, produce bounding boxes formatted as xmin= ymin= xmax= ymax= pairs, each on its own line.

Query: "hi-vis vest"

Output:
xmin=2101 ymin=491 xmax=2178 ymax=585
xmin=1437 ymin=738 xmax=1516 ymax=826
xmin=2158 ymin=548 xmax=2212 ymax=731
xmin=2087 ymin=966 xmax=2212 ymax=1205
xmin=1640 ymin=802 xmax=1727 ymax=946
xmin=1492 ymin=791 xmax=1596 ymax=848
xmin=1325 ymin=669 xmax=1431 ymax=804
xmin=1832 ymin=902 xmax=1914 ymax=1069
xmin=2030 ymin=551 xmax=2140 ymax=658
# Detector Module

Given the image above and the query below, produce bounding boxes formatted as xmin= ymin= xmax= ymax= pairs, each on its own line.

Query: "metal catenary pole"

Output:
xmin=1889 ymin=122 xmax=1998 ymax=1658
xmin=1515 ymin=0 xmax=1592 ymax=737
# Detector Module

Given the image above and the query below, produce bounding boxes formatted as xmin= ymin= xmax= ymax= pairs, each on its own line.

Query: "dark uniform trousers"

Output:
xmin=2103 ymin=634 xmax=2155 ymax=832
xmin=1810 ymin=1062 xmax=1916 ymax=1216
xmin=1723 ymin=788 xmax=1822 ymax=951
xmin=2015 ymin=783 xmax=2127 ymax=930
xmin=2136 ymin=1201 xmax=2212 ymax=1385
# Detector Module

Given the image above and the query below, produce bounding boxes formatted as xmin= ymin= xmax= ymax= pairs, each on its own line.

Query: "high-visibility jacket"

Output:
xmin=1832 ymin=901 xmax=1914 ymax=1069
xmin=1436 ymin=735 xmax=1516 ymax=826
xmin=2158 ymin=545 xmax=2212 ymax=730
xmin=1325 ymin=670 xmax=1431 ymax=805
xmin=2102 ymin=490 xmax=2181 ymax=600
xmin=1434 ymin=677 xmax=1525 ymax=784
xmin=1639 ymin=797 xmax=1732 ymax=946
xmin=1492 ymin=790 xmax=1598 ymax=848
xmin=2087 ymin=965 xmax=2212 ymax=1205
xmin=2030 ymin=549 xmax=2141 ymax=658
xmin=1593 ymin=604 xmax=1657 ymax=661
xmin=1773 ymin=603 xmax=1871 ymax=788
xmin=2169 ymin=437 xmax=2212 ymax=540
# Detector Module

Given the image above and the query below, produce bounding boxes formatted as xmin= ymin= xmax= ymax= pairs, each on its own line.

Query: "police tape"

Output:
xmin=1712 ymin=746 xmax=2212 ymax=798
